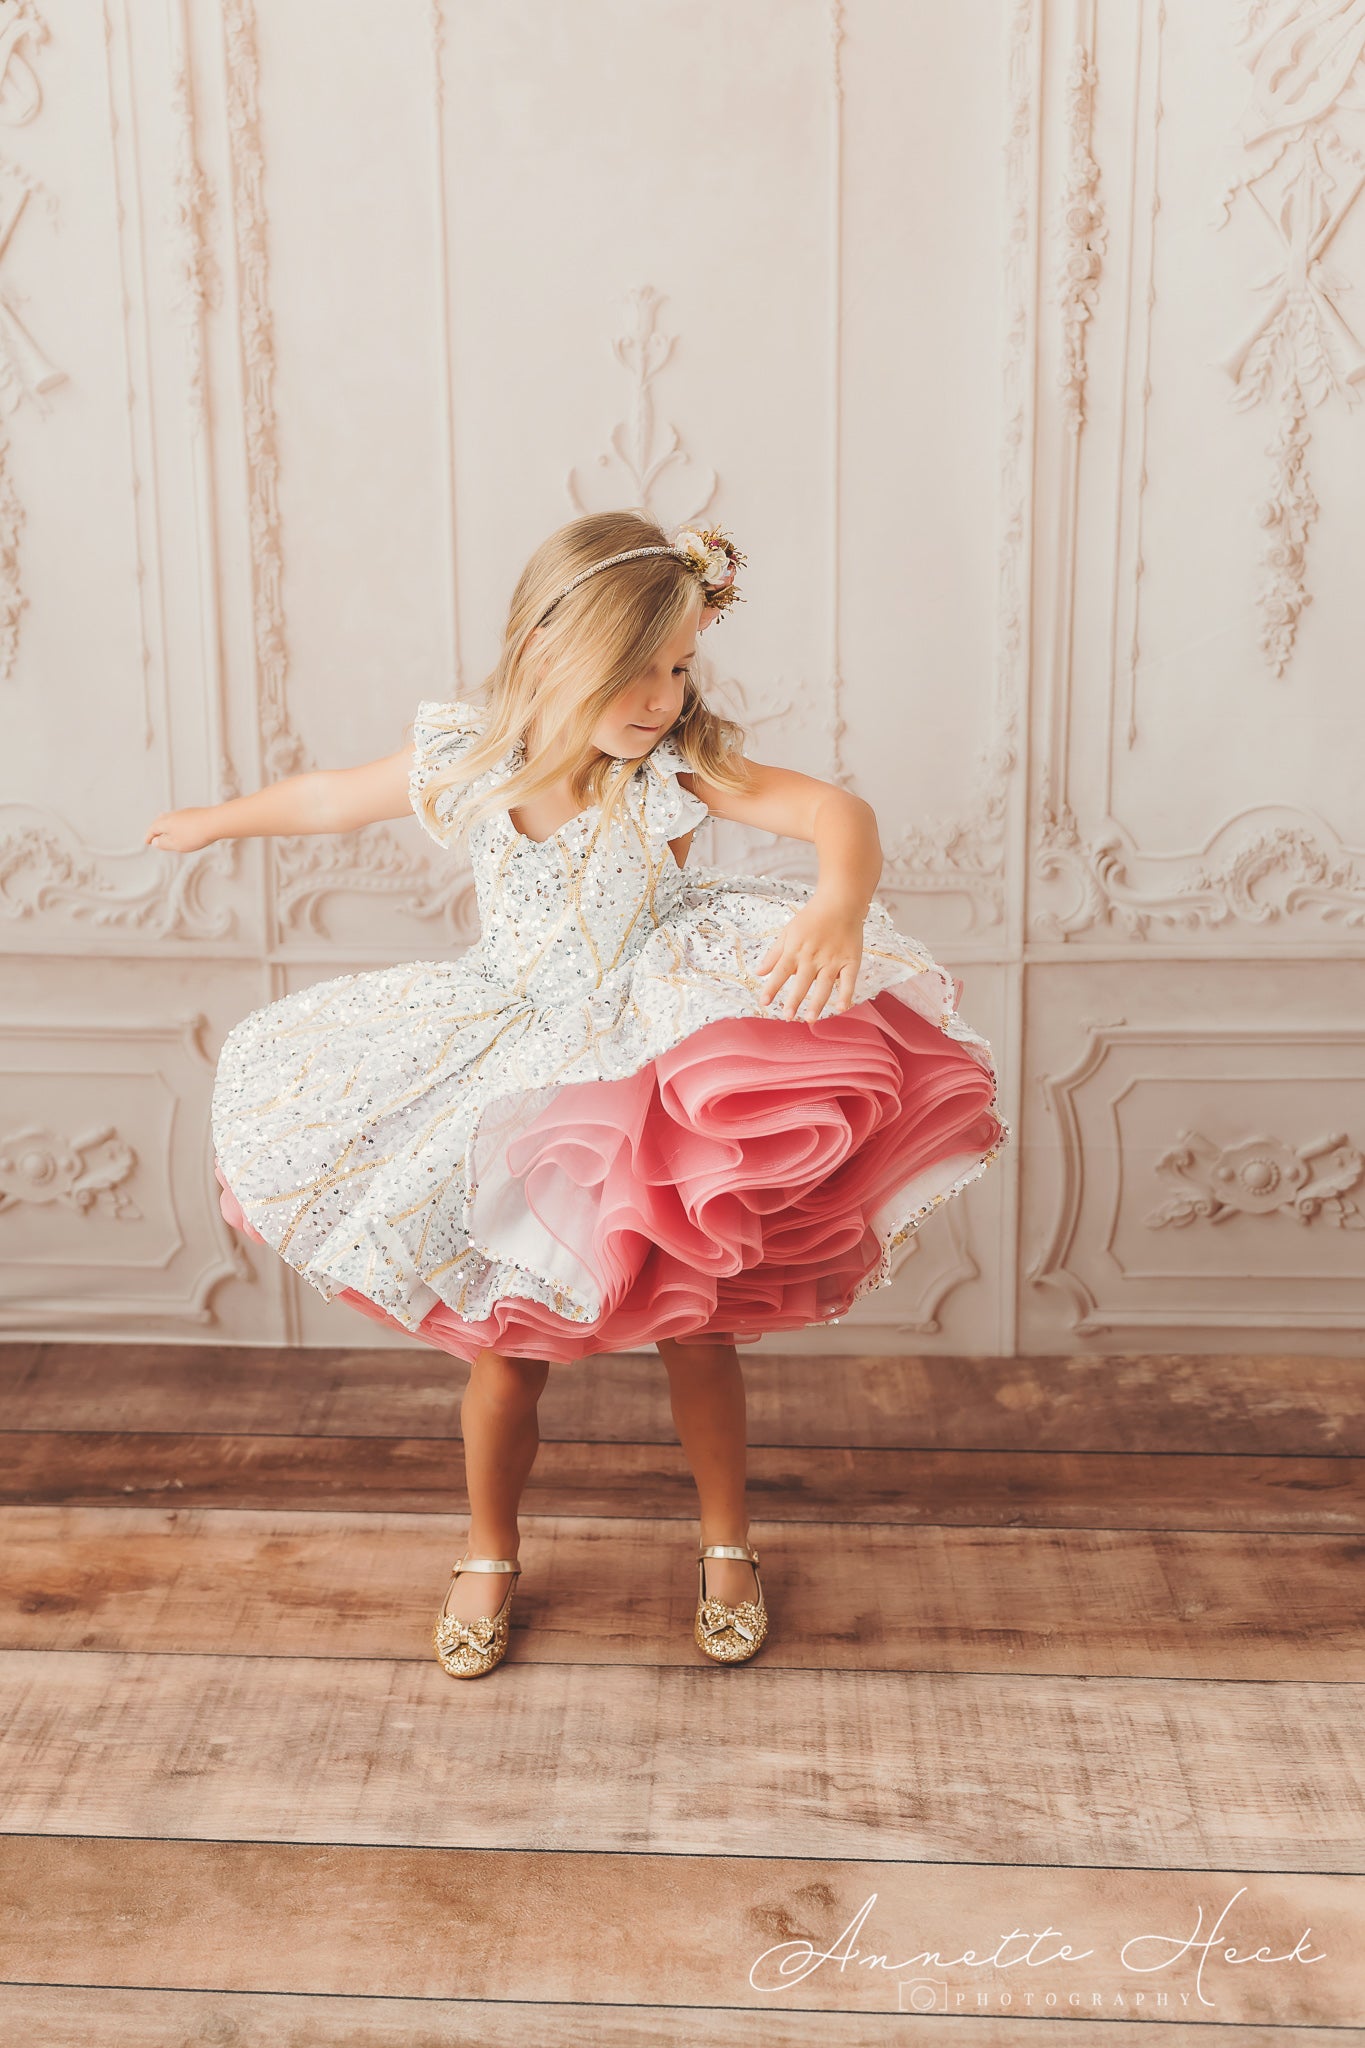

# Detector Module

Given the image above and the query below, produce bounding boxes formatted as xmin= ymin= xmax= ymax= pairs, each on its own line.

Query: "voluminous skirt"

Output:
xmin=212 ymin=885 xmax=1010 ymax=1362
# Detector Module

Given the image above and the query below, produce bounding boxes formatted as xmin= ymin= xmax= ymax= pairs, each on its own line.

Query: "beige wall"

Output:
xmin=1 ymin=0 xmax=1361 ymax=1354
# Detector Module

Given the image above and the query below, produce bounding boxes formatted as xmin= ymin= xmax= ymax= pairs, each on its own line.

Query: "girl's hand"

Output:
xmin=145 ymin=806 xmax=220 ymax=854
xmin=755 ymin=897 xmax=865 ymax=1021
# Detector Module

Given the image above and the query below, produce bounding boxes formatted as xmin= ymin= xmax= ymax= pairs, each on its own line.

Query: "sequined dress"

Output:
xmin=211 ymin=698 xmax=1011 ymax=1361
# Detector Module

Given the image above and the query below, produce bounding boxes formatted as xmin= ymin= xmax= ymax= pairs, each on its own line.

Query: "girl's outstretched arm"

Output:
xmin=145 ymin=744 xmax=415 ymax=853
xmin=678 ymin=759 xmax=884 ymax=1023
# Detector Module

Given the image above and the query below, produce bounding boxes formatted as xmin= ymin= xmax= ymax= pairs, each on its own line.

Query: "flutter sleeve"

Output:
xmin=407 ymin=698 xmax=488 ymax=847
xmin=641 ymin=733 xmax=711 ymax=841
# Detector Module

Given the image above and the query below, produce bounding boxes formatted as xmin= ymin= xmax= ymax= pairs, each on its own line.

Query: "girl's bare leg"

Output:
xmin=446 ymin=1346 xmax=550 ymax=1621
xmin=656 ymin=1336 xmax=759 ymax=1606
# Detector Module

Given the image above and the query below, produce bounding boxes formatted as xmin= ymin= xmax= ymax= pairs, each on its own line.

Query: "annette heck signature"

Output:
xmin=749 ymin=1885 xmax=1326 ymax=2007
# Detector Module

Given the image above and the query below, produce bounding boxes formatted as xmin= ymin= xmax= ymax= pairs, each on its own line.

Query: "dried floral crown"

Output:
xmin=535 ymin=526 xmax=747 ymax=628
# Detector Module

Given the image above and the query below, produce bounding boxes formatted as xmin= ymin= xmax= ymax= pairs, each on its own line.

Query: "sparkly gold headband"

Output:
xmin=535 ymin=526 xmax=746 ymax=627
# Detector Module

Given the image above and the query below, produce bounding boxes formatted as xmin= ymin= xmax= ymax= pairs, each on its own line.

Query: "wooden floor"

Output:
xmin=0 ymin=1342 xmax=1361 ymax=2043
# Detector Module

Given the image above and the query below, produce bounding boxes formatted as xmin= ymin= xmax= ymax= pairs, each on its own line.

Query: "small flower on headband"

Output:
xmin=672 ymin=526 xmax=747 ymax=615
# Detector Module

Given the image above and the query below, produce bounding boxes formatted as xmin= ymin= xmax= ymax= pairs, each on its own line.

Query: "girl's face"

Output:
xmin=590 ymin=601 xmax=704 ymax=760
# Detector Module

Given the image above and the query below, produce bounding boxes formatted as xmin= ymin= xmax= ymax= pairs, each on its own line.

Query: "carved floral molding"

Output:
xmin=566 ymin=285 xmax=717 ymax=533
xmin=0 ymin=807 xmax=238 ymax=940
xmin=0 ymin=0 xmax=62 ymax=682
xmin=0 ymin=1123 xmax=141 ymax=1218
xmin=1030 ymin=1017 xmax=1365 ymax=1332
xmin=1215 ymin=0 xmax=1365 ymax=677
xmin=1147 ymin=1127 xmax=1364 ymax=1229
xmin=1059 ymin=14 xmax=1107 ymax=433
xmin=1033 ymin=798 xmax=1365 ymax=940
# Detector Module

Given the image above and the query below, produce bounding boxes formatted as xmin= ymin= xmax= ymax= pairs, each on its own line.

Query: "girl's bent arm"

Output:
xmin=679 ymin=759 xmax=883 ymax=911
xmin=678 ymin=759 xmax=884 ymax=1021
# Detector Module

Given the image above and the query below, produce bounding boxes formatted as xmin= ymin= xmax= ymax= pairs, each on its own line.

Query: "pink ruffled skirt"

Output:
xmin=215 ymin=987 xmax=1005 ymax=1362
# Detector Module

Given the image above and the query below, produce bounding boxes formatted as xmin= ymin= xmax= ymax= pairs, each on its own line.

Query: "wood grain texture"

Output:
xmin=0 ymin=1991 xmax=1347 ymax=2048
xmin=3 ymin=1428 xmax=1359 ymax=1530
xmin=2 ymin=1649 xmax=1361 ymax=1868
xmin=3 ymin=1339 xmax=1359 ymax=2027
xmin=2 ymin=1506 xmax=1361 ymax=1680
xmin=0 ymin=1839 xmax=1357 ymax=2025
xmin=5 ymin=1342 xmax=1363 ymax=1451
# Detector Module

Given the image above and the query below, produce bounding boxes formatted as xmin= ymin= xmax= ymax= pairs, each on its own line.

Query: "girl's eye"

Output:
xmin=672 ymin=665 xmax=687 ymax=676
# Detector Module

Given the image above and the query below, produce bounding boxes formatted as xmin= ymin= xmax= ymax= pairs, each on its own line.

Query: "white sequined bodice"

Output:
xmin=408 ymin=699 xmax=712 ymax=1008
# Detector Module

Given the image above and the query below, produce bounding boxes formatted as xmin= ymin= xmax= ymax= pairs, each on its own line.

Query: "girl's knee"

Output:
xmin=468 ymin=1349 xmax=550 ymax=1405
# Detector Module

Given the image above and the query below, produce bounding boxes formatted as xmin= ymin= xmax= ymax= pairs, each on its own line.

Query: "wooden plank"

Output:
xmin=8 ymin=1342 xmax=1364 ymax=1453
xmin=2 ymin=1430 xmax=1359 ymax=1530
xmin=0 ymin=1839 xmax=1358 ymax=2024
xmin=0 ymin=1986 xmax=1349 ymax=2047
xmin=2 ymin=1506 xmax=1361 ymax=1681
xmin=1 ymin=1649 xmax=1360 ymax=1868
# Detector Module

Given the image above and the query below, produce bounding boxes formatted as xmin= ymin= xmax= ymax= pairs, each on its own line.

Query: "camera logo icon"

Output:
xmin=899 ymin=1977 xmax=947 ymax=2012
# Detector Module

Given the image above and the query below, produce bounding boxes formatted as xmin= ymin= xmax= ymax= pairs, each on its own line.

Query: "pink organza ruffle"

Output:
xmin=214 ymin=988 xmax=1004 ymax=1363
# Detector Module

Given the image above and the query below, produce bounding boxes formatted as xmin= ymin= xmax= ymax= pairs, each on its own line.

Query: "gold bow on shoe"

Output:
xmin=433 ymin=1554 xmax=521 ymax=1679
xmin=694 ymin=1541 xmax=769 ymax=1664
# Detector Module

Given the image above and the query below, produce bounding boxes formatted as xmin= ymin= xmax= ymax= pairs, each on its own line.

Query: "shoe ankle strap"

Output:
xmin=699 ymin=1542 xmax=758 ymax=1562
xmin=454 ymin=1555 xmax=520 ymax=1573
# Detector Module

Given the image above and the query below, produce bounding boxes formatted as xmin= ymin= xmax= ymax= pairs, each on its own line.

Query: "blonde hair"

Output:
xmin=412 ymin=510 xmax=752 ymax=847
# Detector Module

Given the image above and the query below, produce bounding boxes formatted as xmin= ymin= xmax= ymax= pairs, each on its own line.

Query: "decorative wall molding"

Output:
xmin=877 ymin=0 xmax=1036 ymax=927
xmin=1058 ymin=2 xmax=1106 ymax=433
xmin=166 ymin=0 xmax=220 ymax=429
xmin=1031 ymin=0 xmax=1365 ymax=944
xmin=877 ymin=1204 xmax=984 ymax=1338
xmin=826 ymin=0 xmax=851 ymax=793
xmin=221 ymin=0 xmax=468 ymax=945
xmin=223 ymin=0 xmax=300 ymax=793
xmin=565 ymin=284 xmax=718 ymax=532
xmin=0 ymin=1123 xmax=140 ymax=1217
xmin=165 ymin=0 xmax=243 ymax=813
xmin=0 ymin=805 xmax=239 ymax=941
xmin=427 ymin=0 xmax=463 ymax=695
xmin=272 ymin=823 xmax=478 ymax=942
xmin=0 ymin=0 xmax=62 ymax=682
xmin=1147 ymin=1126 xmax=1363 ymax=1229
xmin=1030 ymin=1018 xmax=1365 ymax=1331
xmin=1033 ymin=796 xmax=1365 ymax=939
xmin=0 ymin=1011 xmax=248 ymax=1325
xmin=1215 ymin=0 xmax=1365 ymax=678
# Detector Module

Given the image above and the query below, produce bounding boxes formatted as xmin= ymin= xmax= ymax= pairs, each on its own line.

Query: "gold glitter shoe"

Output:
xmin=433 ymin=1554 xmax=521 ymax=1678
xmin=694 ymin=1539 xmax=768 ymax=1664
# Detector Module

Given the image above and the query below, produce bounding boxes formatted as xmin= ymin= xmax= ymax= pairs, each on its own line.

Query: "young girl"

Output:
xmin=146 ymin=510 xmax=1010 ymax=1680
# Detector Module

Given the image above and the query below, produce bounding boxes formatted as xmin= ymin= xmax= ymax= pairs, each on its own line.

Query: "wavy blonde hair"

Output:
xmin=411 ymin=510 xmax=753 ymax=847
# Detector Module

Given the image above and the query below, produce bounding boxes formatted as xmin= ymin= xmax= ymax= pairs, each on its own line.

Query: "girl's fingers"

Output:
xmin=797 ymin=965 xmax=839 ymax=1021
xmin=760 ymin=951 xmax=796 ymax=1003
xmin=782 ymin=963 xmax=821 ymax=1019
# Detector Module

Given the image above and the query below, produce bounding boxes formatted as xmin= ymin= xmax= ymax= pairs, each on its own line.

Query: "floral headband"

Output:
xmin=535 ymin=526 xmax=747 ymax=627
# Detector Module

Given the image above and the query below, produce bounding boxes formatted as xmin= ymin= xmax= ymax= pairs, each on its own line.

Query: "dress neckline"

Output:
xmin=502 ymin=735 xmax=636 ymax=848
xmin=502 ymin=802 xmax=601 ymax=848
